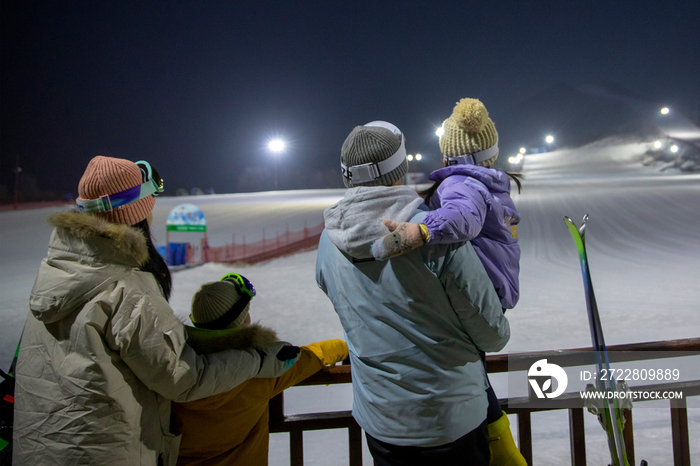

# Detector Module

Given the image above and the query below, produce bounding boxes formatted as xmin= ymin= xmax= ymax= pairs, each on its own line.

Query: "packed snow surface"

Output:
xmin=1 ymin=140 xmax=698 ymax=464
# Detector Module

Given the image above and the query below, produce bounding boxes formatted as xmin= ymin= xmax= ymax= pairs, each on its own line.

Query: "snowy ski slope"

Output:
xmin=1 ymin=140 xmax=698 ymax=464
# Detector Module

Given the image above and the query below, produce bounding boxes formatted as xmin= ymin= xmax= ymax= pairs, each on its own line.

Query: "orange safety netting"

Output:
xmin=202 ymin=221 xmax=325 ymax=265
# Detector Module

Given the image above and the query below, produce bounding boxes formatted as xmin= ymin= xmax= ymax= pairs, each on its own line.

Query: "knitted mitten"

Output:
xmin=371 ymin=219 xmax=427 ymax=260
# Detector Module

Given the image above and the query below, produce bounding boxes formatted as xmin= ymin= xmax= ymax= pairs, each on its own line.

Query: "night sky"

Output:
xmin=2 ymin=1 xmax=699 ymax=196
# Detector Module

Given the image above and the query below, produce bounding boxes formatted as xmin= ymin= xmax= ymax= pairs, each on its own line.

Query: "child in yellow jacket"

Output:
xmin=173 ymin=272 xmax=348 ymax=466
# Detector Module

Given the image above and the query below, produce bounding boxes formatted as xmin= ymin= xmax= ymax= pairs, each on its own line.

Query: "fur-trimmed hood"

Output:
xmin=185 ymin=323 xmax=279 ymax=354
xmin=47 ymin=211 xmax=150 ymax=266
xmin=29 ymin=211 xmax=151 ymax=324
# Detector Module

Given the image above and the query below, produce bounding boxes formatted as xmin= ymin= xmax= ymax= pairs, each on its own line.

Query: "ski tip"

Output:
xmin=579 ymin=214 xmax=589 ymax=237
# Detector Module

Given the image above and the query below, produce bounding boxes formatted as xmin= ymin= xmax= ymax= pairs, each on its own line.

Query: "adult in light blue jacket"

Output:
xmin=316 ymin=121 xmax=510 ymax=465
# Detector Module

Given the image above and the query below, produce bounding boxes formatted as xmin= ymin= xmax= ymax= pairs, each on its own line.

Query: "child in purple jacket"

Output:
xmin=372 ymin=98 xmax=525 ymax=466
xmin=373 ymin=98 xmax=521 ymax=310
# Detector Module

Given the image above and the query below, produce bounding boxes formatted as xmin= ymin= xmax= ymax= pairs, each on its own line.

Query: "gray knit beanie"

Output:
xmin=191 ymin=281 xmax=250 ymax=329
xmin=340 ymin=125 xmax=408 ymax=188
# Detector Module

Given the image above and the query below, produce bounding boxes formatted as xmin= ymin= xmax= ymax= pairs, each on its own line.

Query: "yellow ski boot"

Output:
xmin=488 ymin=411 xmax=527 ymax=466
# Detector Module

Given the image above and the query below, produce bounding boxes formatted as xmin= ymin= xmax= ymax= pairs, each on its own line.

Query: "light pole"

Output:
xmin=268 ymin=139 xmax=285 ymax=190
xmin=13 ymin=154 xmax=22 ymax=210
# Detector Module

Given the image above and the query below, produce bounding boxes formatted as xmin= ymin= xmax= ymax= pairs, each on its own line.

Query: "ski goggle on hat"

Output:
xmin=341 ymin=120 xmax=407 ymax=183
xmin=220 ymin=272 xmax=256 ymax=299
xmin=190 ymin=273 xmax=256 ymax=330
xmin=76 ymin=160 xmax=164 ymax=214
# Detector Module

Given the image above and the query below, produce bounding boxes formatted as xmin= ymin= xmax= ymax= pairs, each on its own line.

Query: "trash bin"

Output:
xmin=167 ymin=242 xmax=189 ymax=266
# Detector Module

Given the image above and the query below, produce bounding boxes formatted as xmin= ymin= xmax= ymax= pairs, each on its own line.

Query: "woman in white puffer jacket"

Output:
xmin=13 ymin=156 xmax=299 ymax=466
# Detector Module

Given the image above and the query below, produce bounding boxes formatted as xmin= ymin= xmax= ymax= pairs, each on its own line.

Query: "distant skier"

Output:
xmin=173 ymin=274 xmax=348 ymax=466
xmin=372 ymin=98 xmax=525 ymax=465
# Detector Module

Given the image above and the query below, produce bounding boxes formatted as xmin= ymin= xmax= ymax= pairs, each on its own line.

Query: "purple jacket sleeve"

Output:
xmin=422 ymin=175 xmax=492 ymax=244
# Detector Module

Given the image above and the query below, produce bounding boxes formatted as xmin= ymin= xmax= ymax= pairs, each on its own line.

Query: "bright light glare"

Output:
xmin=519 ymin=147 xmax=526 ymax=154
xmin=407 ymin=154 xmax=414 ymax=161
xmin=268 ymin=139 xmax=285 ymax=152
xmin=435 ymin=126 xmax=444 ymax=137
xmin=415 ymin=154 xmax=422 ymax=161
xmin=660 ymin=107 xmax=670 ymax=115
xmin=670 ymin=145 xmax=679 ymax=153
xmin=508 ymin=153 xmax=524 ymax=165
xmin=653 ymin=140 xmax=662 ymax=149
xmin=545 ymin=135 xmax=554 ymax=144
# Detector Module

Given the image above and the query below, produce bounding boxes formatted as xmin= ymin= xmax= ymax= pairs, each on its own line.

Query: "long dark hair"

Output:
xmin=420 ymin=170 xmax=524 ymax=205
xmin=132 ymin=219 xmax=172 ymax=301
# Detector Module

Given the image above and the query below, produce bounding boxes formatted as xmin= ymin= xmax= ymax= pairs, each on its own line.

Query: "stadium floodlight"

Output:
xmin=545 ymin=135 xmax=554 ymax=144
xmin=415 ymin=154 xmax=422 ymax=161
xmin=268 ymin=139 xmax=285 ymax=152
xmin=670 ymin=145 xmax=679 ymax=153
xmin=654 ymin=140 xmax=662 ymax=149
xmin=435 ymin=126 xmax=444 ymax=137
xmin=407 ymin=154 xmax=414 ymax=161
xmin=268 ymin=138 xmax=286 ymax=190
xmin=660 ymin=107 xmax=670 ymax=115
xmin=519 ymin=147 xmax=526 ymax=154
xmin=508 ymin=156 xmax=517 ymax=164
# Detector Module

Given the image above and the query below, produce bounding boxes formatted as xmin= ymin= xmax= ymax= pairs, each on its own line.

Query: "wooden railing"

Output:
xmin=268 ymin=338 xmax=700 ymax=466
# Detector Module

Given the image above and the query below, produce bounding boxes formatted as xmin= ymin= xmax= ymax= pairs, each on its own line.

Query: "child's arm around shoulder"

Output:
xmin=422 ymin=174 xmax=491 ymax=245
xmin=371 ymin=175 xmax=491 ymax=260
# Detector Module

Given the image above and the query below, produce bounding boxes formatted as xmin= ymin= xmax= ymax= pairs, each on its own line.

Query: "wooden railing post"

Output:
xmin=517 ymin=412 xmax=533 ymax=465
xmin=670 ymin=397 xmax=690 ymax=466
xmin=348 ymin=420 xmax=363 ymax=466
xmin=290 ymin=430 xmax=304 ymax=466
xmin=568 ymin=408 xmax=586 ymax=465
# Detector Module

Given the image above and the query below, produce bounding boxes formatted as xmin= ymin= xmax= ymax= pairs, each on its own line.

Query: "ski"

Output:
xmin=564 ymin=215 xmax=630 ymax=466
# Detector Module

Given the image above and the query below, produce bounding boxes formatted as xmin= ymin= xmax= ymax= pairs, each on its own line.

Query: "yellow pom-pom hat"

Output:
xmin=438 ymin=98 xmax=499 ymax=167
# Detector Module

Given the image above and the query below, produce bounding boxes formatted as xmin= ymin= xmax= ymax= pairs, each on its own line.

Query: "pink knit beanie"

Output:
xmin=77 ymin=156 xmax=156 ymax=226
